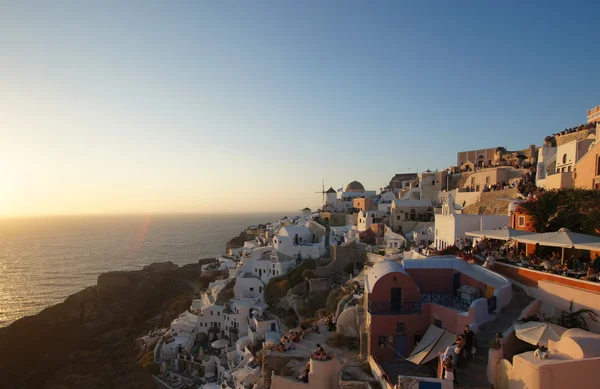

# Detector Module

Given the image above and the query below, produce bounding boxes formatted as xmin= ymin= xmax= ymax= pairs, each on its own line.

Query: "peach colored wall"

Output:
xmin=369 ymin=314 xmax=430 ymax=361
xmin=405 ymin=268 xmax=454 ymax=294
xmin=460 ymin=273 xmax=487 ymax=295
xmin=510 ymin=208 xmax=536 ymax=232
xmin=510 ymin=354 xmax=600 ymax=389
xmin=428 ymin=303 xmax=474 ymax=334
xmin=369 ymin=272 xmax=421 ymax=303
xmin=457 ymin=148 xmax=497 ymax=166
xmin=494 ymin=262 xmax=600 ymax=293
xmin=353 ymin=198 xmax=374 ymax=211
xmin=542 ymin=171 xmax=574 ymax=189
xmin=574 ymin=141 xmax=600 ymax=189
xmin=533 ymin=280 xmax=600 ymax=334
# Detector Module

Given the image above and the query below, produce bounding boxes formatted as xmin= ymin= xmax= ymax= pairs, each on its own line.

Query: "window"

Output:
xmin=396 ymin=216 xmax=400 ymax=220
xmin=518 ymin=216 xmax=526 ymax=227
xmin=250 ymin=287 xmax=254 ymax=292
xmin=471 ymin=177 xmax=475 ymax=185
xmin=211 ymin=311 xmax=213 ymax=316
xmin=378 ymin=335 xmax=387 ymax=347
xmin=485 ymin=176 xmax=490 ymax=184
xmin=259 ymin=286 xmax=263 ymax=293
xmin=563 ymin=154 xmax=567 ymax=164
xmin=396 ymin=322 xmax=406 ymax=333
xmin=217 ymin=312 xmax=220 ymax=316
xmin=596 ymin=155 xmax=600 ymax=176
xmin=434 ymin=319 xmax=443 ymax=328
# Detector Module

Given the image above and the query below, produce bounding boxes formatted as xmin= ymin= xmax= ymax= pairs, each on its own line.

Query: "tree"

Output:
xmin=518 ymin=188 xmax=600 ymax=235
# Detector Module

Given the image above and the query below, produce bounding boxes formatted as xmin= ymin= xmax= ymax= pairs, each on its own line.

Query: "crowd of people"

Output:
xmin=550 ymin=122 xmax=597 ymax=138
xmin=275 ymin=323 xmax=321 ymax=352
xmin=442 ymin=324 xmax=477 ymax=385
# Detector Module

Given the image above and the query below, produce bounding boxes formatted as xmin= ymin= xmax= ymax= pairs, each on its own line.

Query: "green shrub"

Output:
xmin=326 ymin=289 xmax=345 ymax=313
xmin=301 ymin=269 xmax=317 ymax=279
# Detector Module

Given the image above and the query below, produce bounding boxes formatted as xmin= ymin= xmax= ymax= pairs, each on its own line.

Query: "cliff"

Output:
xmin=461 ymin=188 xmax=521 ymax=215
xmin=225 ymin=231 xmax=255 ymax=252
xmin=0 ymin=262 xmax=202 ymax=389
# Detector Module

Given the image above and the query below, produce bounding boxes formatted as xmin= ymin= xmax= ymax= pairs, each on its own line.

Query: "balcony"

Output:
xmin=367 ymin=301 xmax=422 ymax=315
xmin=368 ymin=292 xmax=472 ymax=315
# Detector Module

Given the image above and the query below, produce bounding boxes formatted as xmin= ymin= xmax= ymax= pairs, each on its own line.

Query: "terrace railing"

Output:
xmin=368 ymin=292 xmax=472 ymax=315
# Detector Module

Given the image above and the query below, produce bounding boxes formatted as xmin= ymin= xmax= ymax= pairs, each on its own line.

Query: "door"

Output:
xmin=394 ymin=335 xmax=407 ymax=359
xmin=453 ymin=271 xmax=461 ymax=296
xmin=271 ymin=323 xmax=277 ymax=331
xmin=259 ymin=269 xmax=262 ymax=277
xmin=390 ymin=288 xmax=402 ymax=312
xmin=418 ymin=382 xmax=441 ymax=389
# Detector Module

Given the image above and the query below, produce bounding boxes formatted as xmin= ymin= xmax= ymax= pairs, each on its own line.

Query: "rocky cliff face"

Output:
xmin=225 ymin=231 xmax=255 ymax=253
xmin=0 ymin=262 xmax=202 ymax=389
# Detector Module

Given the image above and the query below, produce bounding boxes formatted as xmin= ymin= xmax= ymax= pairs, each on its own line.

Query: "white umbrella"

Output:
xmin=512 ymin=228 xmax=600 ymax=249
xmin=514 ymin=321 xmax=567 ymax=346
xmin=211 ymin=339 xmax=229 ymax=349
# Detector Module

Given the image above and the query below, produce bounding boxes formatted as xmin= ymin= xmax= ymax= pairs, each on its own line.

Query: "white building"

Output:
xmin=233 ymin=272 xmax=265 ymax=300
xmin=377 ymin=190 xmax=397 ymax=212
xmin=383 ymin=226 xmax=405 ymax=251
xmin=434 ymin=194 xmax=509 ymax=250
xmin=272 ymin=225 xmax=325 ymax=259
xmin=240 ymin=250 xmax=296 ymax=283
xmin=325 ymin=181 xmax=377 ymax=212
xmin=356 ymin=210 xmax=385 ymax=232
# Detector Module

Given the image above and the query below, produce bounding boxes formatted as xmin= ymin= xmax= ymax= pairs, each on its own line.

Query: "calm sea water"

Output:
xmin=0 ymin=213 xmax=287 ymax=327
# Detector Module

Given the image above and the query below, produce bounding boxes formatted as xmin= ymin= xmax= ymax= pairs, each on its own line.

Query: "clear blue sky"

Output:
xmin=0 ymin=1 xmax=598 ymax=216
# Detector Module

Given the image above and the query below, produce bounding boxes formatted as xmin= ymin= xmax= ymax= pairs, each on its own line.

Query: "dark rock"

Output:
xmin=0 ymin=262 xmax=202 ymax=389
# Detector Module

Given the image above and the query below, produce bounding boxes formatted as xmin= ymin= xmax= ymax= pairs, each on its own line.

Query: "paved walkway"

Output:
xmin=457 ymin=285 xmax=533 ymax=388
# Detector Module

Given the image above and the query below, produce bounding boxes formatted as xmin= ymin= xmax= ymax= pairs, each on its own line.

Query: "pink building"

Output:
xmin=365 ymin=257 xmax=511 ymax=362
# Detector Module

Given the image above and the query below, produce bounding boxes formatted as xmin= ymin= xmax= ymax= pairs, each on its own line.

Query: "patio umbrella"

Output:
xmin=211 ymin=339 xmax=229 ymax=349
xmin=514 ymin=321 xmax=567 ymax=346
xmin=512 ymin=228 xmax=600 ymax=263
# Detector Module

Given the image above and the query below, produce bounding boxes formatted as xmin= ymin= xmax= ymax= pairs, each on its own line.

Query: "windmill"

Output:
xmin=315 ymin=179 xmax=327 ymax=207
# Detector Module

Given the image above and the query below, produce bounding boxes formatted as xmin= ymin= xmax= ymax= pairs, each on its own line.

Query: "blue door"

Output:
xmin=394 ymin=335 xmax=407 ymax=360
xmin=419 ymin=381 xmax=441 ymax=389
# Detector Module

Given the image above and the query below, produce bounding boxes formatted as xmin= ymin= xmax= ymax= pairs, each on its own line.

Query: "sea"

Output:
xmin=0 ymin=213 xmax=289 ymax=327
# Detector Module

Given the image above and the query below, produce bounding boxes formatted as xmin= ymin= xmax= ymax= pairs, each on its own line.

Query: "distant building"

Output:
xmin=574 ymin=141 xmax=600 ymax=189
xmin=588 ymin=105 xmax=600 ymax=123
xmin=365 ymin=258 xmax=511 ymax=362
xmin=389 ymin=173 xmax=418 ymax=193
xmin=434 ymin=194 xmax=508 ymax=250
xmin=457 ymin=147 xmax=497 ymax=168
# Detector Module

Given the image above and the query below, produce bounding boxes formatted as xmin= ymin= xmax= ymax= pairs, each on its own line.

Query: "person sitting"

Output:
xmin=483 ymin=254 xmax=495 ymax=269
xmin=534 ymin=345 xmax=549 ymax=359
xmin=312 ymin=343 xmax=326 ymax=360
xmin=541 ymin=259 xmax=553 ymax=271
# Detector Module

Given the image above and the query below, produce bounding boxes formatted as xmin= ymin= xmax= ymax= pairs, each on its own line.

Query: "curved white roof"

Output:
xmin=366 ymin=260 xmax=407 ymax=292
xmin=403 ymin=255 xmax=510 ymax=289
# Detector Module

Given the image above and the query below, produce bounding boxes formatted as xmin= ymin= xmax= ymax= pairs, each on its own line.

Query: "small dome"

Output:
xmin=345 ymin=181 xmax=365 ymax=192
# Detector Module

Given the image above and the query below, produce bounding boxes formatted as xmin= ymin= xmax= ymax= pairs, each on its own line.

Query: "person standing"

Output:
xmin=463 ymin=325 xmax=475 ymax=361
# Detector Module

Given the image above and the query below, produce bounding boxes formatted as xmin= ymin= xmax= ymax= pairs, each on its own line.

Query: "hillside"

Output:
xmin=0 ymin=262 xmax=203 ymax=389
xmin=461 ymin=188 xmax=521 ymax=215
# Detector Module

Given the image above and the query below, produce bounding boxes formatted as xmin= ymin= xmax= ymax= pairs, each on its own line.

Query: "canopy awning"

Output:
xmin=465 ymin=228 xmax=535 ymax=241
xmin=406 ymin=324 xmax=457 ymax=365
xmin=512 ymin=228 xmax=600 ymax=249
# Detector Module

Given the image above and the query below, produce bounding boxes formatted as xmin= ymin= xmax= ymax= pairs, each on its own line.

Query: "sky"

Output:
xmin=0 ymin=1 xmax=598 ymax=217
